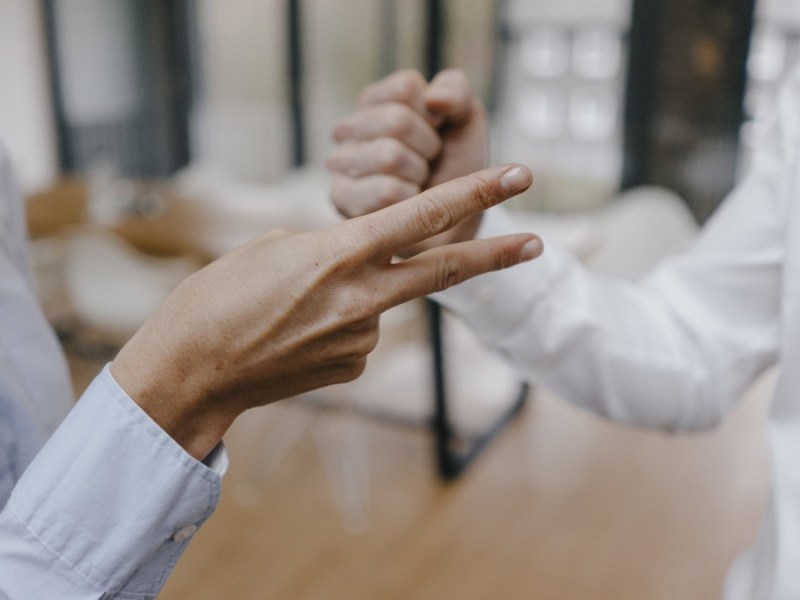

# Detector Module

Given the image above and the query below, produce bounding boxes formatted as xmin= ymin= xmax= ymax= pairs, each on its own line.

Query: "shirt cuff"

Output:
xmin=5 ymin=364 xmax=228 ymax=598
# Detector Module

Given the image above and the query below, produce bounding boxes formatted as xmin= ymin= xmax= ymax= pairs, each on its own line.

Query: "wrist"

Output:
xmin=111 ymin=324 xmax=237 ymax=461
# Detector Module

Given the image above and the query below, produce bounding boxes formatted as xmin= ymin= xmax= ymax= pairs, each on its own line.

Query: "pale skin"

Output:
xmin=328 ymin=68 xmax=489 ymax=251
xmin=111 ymin=164 xmax=541 ymax=461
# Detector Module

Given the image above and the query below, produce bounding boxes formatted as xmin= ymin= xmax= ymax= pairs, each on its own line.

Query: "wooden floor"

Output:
xmin=68 ymin=359 xmax=774 ymax=600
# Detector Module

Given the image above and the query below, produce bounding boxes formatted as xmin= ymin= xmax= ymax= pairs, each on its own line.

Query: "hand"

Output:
xmin=111 ymin=165 xmax=540 ymax=460
xmin=328 ymin=69 xmax=491 ymax=252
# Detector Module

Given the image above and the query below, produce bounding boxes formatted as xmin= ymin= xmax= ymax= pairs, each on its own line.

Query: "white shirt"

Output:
xmin=0 ymin=145 xmax=228 ymax=599
xmin=434 ymin=62 xmax=800 ymax=599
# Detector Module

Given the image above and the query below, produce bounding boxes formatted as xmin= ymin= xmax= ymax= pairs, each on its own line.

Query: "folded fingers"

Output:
xmin=332 ymin=102 xmax=442 ymax=161
xmin=326 ymin=137 xmax=430 ymax=184
xmin=330 ymin=174 xmax=420 ymax=218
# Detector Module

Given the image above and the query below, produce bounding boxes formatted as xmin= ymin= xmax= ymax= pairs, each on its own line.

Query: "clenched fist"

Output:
xmin=328 ymin=69 xmax=492 ymax=253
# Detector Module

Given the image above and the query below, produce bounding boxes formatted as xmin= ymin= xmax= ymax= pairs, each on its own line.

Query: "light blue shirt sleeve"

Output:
xmin=0 ymin=365 xmax=229 ymax=600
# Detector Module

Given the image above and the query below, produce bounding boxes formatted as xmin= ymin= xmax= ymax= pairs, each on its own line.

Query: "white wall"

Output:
xmin=0 ymin=0 xmax=58 ymax=192
xmin=53 ymin=0 xmax=143 ymax=126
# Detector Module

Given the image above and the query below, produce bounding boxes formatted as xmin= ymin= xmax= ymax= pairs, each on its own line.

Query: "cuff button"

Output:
xmin=172 ymin=524 xmax=199 ymax=543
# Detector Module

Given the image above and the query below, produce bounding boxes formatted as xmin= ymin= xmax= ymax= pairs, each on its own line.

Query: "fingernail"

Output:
xmin=501 ymin=166 xmax=531 ymax=194
xmin=520 ymin=238 xmax=543 ymax=260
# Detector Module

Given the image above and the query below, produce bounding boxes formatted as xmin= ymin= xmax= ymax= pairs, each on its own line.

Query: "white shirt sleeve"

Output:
xmin=432 ymin=66 xmax=800 ymax=433
xmin=0 ymin=364 xmax=229 ymax=600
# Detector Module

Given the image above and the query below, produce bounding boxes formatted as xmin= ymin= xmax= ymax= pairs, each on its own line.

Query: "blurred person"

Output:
xmin=0 ymin=141 xmax=542 ymax=599
xmin=327 ymin=65 xmax=800 ymax=599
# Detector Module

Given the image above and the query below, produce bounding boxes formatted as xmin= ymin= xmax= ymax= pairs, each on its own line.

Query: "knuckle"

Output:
xmin=378 ymin=140 xmax=406 ymax=172
xmin=435 ymin=254 xmax=467 ymax=290
xmin=330 ymin=144 xmax=371 ymax=178
xmin=394 ymin=69 xmax=426 ymax=100
xmin=350 ymin=328 xmax=380 ymax=358
xmin=358 ymin=321 xmax=381 ymax=354
xmin=365 ymin=330 xmax=380 ymax=354
xmin=386 ymin=105 xmax=415 ymax=138
xmin=496 ymin=245 xmax=517 ymax=270
xmin=332 ymin=119 xmax=353 ymax=141
xmin=347 ymin=358 xmax=368 ymax=380
xmin=337 ymin=287 xmax=379 ymax=325
xmin=415 ymin=194 xmax=453 ymax=236
xmin=467 ymin=177 xmax=496 ymax=211
xmin=334 ymin=358 xmax=368 ymax=384
xmin=330 ymin=177 xmax=355 ymax=214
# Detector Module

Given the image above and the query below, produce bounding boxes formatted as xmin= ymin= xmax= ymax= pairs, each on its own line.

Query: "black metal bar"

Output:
xmin=423 ymin=0 xmax=528 ymax=481
xmin=454 ymin=383 xmax=528 ymax=474
xmin=424 ymin=0 xmax=444 ymax=79
xmin=621 ymin=0 xmax=663 ymax=191
xmin=41 ymin=0 xmax=72 ymax=172
xmin=428 ymin=301 xmax=455 ymax=478
xmin=486 ymin=0 xmax=510 ymax=116
xmin=427 ymin=301 xmax=529 ymax=481
xmin=161 ymin=0 xmax=194 ymax=172
xmin=424 ymin=0 xmax=459 ymax=480
xmin=287 ymin=0 xmax=305 ymax=167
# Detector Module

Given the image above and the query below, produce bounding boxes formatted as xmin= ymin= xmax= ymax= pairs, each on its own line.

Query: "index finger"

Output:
xmin=346 ymin=164 xmax=533 ymax=256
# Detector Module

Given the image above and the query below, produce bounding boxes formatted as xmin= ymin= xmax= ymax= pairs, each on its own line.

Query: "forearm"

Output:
xmin=111 ymin=316 xmax=236 ymax=462
xmin=433 ymin=207 xmax=780 ymax=431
